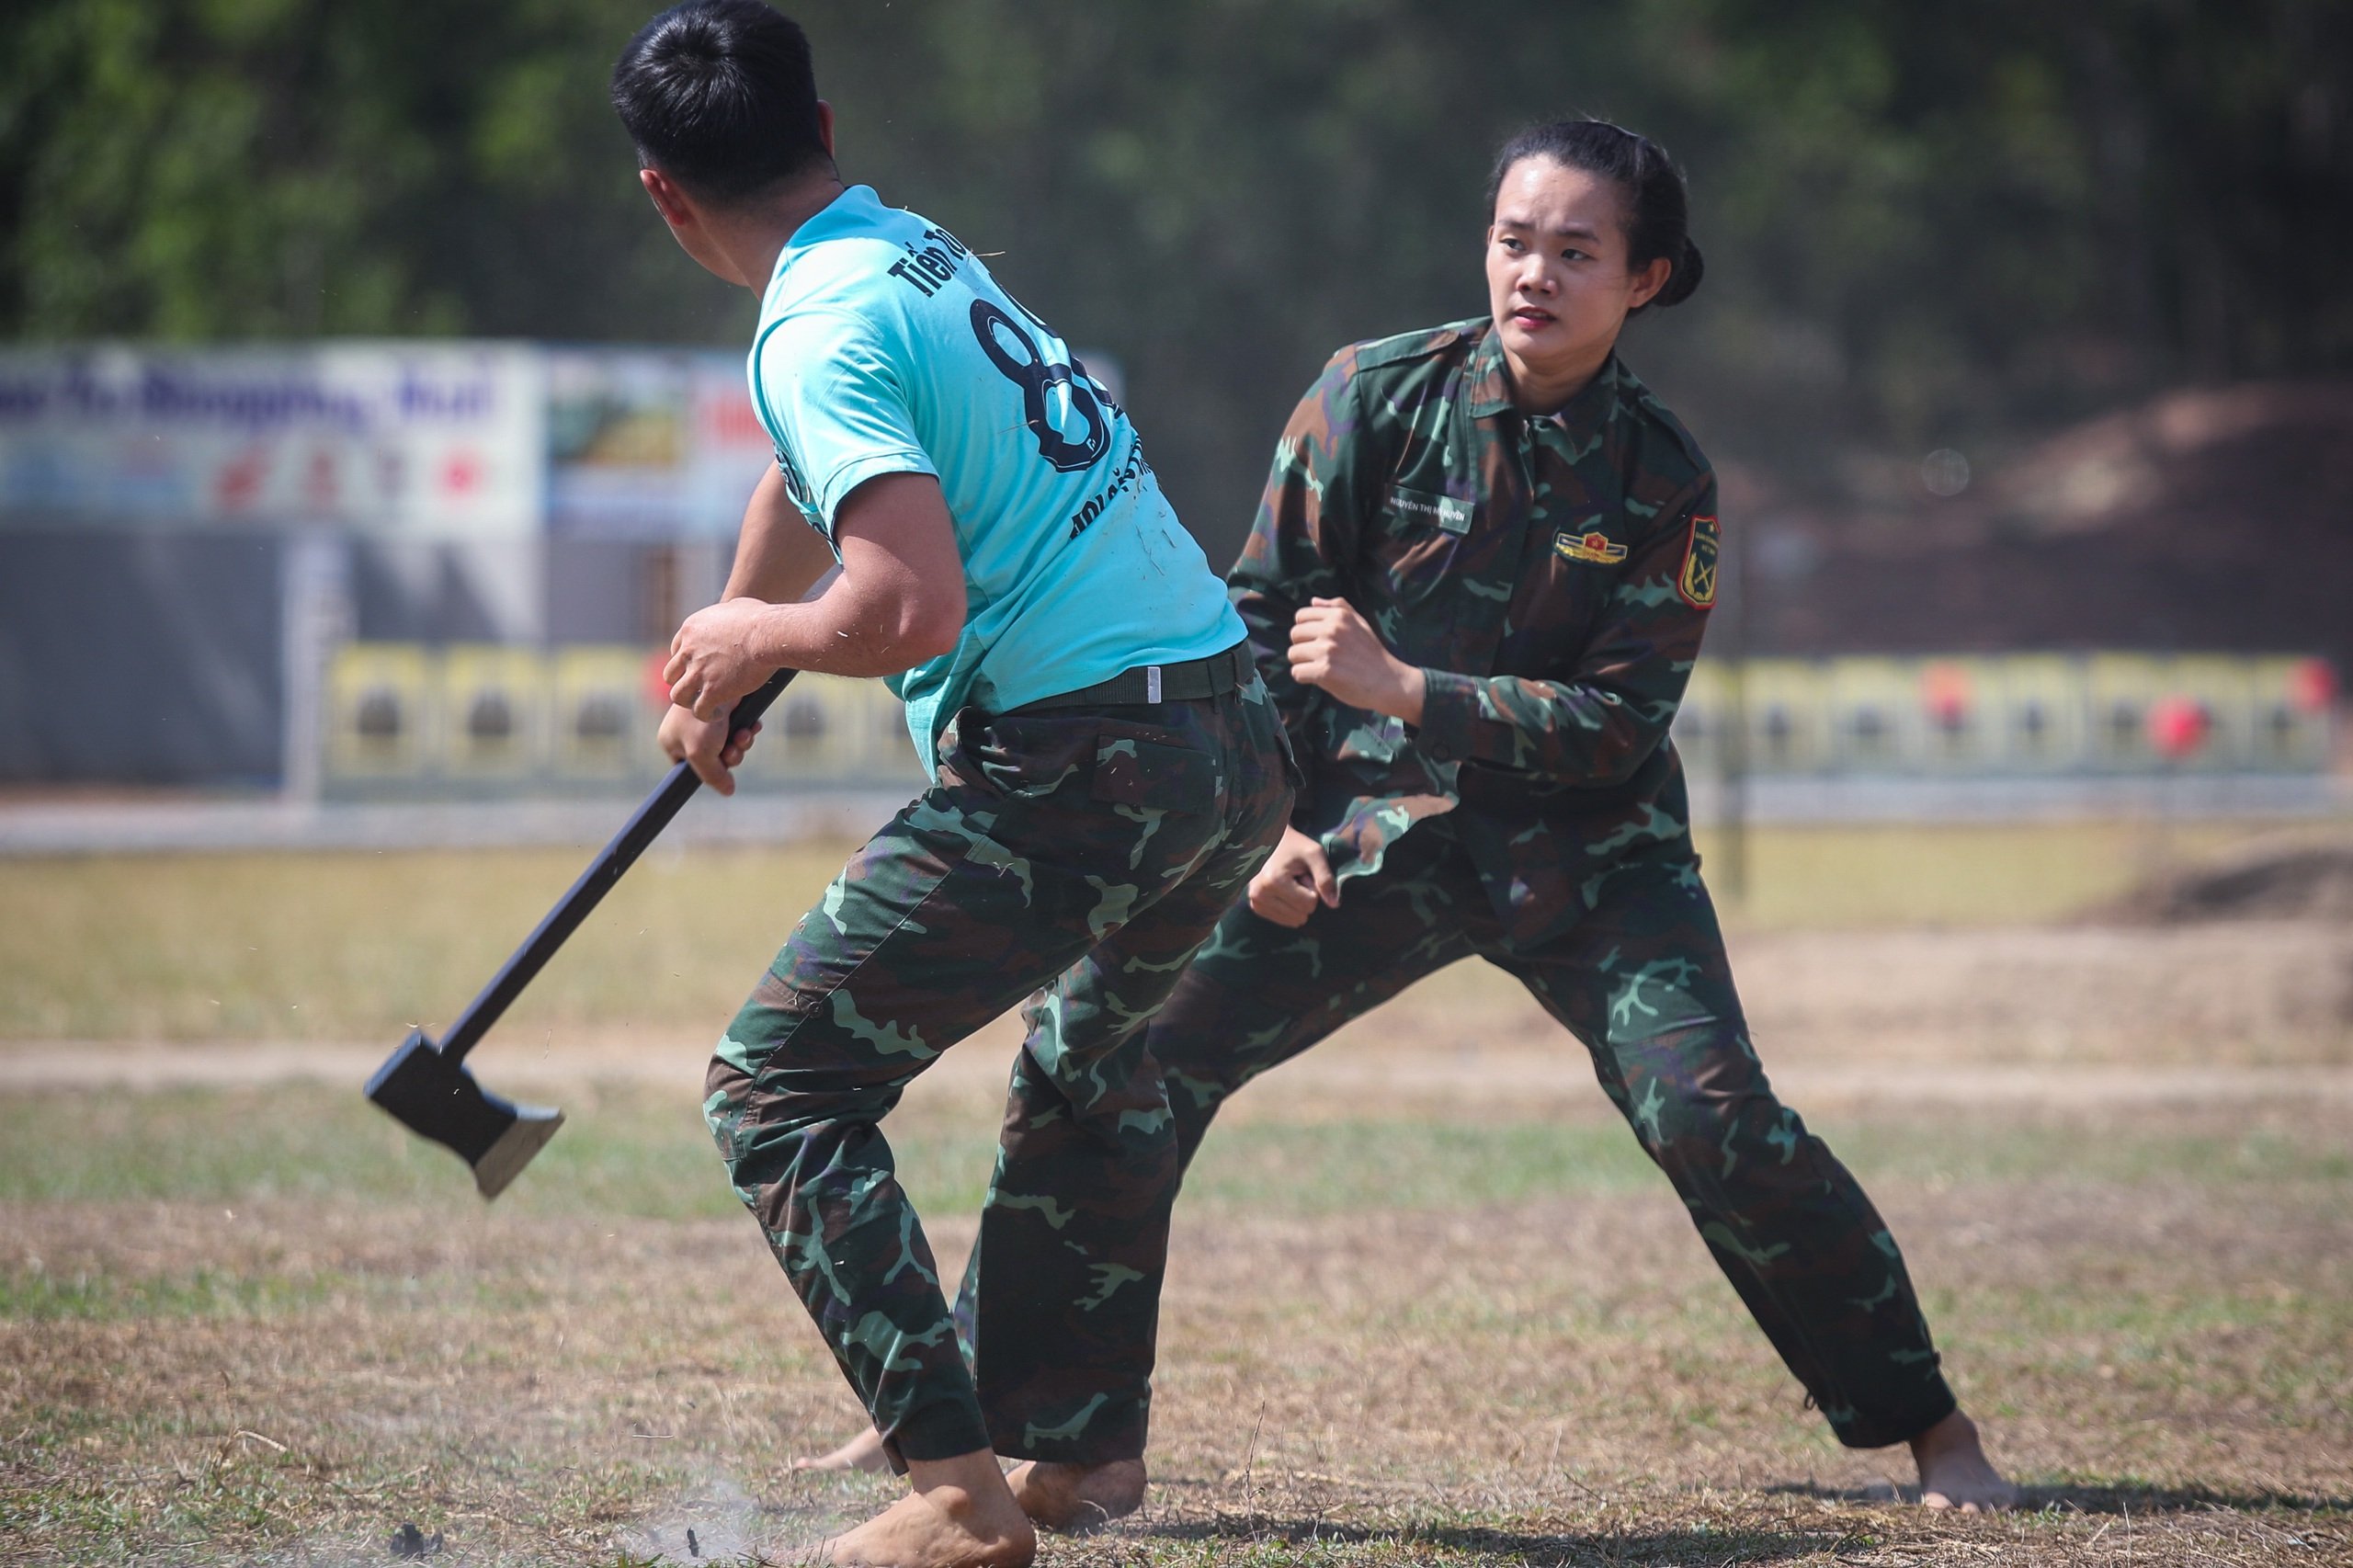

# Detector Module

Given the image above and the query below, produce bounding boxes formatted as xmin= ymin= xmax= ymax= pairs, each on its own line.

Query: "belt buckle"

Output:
xmin=1145 ymin=665 xmax=1163 ymax=704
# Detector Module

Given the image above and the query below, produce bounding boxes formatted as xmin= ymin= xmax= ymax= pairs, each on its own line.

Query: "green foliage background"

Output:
xmin=3 ymin=0 xmax=2347 ymax=559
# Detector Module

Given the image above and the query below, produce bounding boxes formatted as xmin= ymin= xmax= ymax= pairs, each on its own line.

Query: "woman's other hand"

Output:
xmin=1246 ymin=824 xmax=1339 ymax=927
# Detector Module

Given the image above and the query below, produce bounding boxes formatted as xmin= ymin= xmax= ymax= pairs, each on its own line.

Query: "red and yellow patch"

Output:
xmin=1553 ymin=529 xmax=1629 ymax=565
xmin=1677 ymin=514 xmax=1720 ymax=608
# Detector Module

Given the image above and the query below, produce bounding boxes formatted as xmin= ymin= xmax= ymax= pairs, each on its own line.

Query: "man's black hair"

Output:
xmin=611 ymin=0 xmax=829 ymax=204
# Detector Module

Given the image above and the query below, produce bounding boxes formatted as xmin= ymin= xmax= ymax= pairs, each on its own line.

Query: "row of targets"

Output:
xmin=324 ymin=643 xmax=929 ymax=792
xmin=1673 ymin=653 xmax=2335 ymax=776
xmin=320 ymin=644 xmax=2335 ymax=791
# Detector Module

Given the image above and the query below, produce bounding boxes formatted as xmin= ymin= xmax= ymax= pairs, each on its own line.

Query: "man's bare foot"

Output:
xmin=1004 ymin=1457 xmax=1146 ymax=1534
xmin=794 ymin=1425 xmax=889 ymax=1473
xmin=1910 ymin=1410 xmax=2018 ymax=1512
xmin=819 ymin=1449 xmax=1034 ymax=1567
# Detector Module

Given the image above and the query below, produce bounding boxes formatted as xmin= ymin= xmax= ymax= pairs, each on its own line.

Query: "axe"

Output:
xmin=365 ymin=669 xmax=796 ymax=1199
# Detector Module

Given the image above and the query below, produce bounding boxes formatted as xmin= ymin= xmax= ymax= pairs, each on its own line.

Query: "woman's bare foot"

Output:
xmin=1004 ymin=1457 xmax=1146 ymax=1534
xmin=793 ymin=1425 xmax=889 ymax=1473
xmin=1910 ymin=1410 xmax=2018 ymax=1512
xmin=819 ymin=1449 xmax=1035 ymax=1567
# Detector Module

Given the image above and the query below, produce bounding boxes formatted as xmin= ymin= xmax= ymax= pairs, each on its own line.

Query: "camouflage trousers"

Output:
xmin=960 ymin=818 xmax=1959 ymax=1450
xmin=704 ymin=676 xmax=1292 ymax=1469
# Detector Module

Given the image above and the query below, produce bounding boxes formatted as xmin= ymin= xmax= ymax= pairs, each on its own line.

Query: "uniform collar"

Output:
xmin=1465 ymin=322 xmax=1518 ymax=418
xmin=1465 ymin=320 xmax=1623 ymax=441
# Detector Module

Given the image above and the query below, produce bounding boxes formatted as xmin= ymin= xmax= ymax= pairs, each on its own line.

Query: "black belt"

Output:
xmin=1009 ymin=642 xmax=1251 ymax=712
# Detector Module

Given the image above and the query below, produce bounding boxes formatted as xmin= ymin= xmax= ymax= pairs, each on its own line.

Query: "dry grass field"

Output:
xmin=3 ymin=822 xmax=2350 ymax=1565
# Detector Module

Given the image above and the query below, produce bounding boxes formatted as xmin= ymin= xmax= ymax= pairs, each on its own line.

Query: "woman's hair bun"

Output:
xmin=1654 ymin=237 xmax=1704 ymax=310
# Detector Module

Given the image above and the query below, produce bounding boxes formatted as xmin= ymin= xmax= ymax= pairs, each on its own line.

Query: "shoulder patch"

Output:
xmin=1352 ymin=319 xmax=1477 ymax=370
xmin=1677 ymin=514 xmax=1721 ymax=608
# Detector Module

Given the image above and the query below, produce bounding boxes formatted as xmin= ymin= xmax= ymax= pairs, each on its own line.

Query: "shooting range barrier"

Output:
xmin=323 ymin=642 xmax=925 ymax=797
xmin=306 ymin=643 xmax=2338 ymax=801
xmin=1674 ymin=653 xmax=2332 ymax=779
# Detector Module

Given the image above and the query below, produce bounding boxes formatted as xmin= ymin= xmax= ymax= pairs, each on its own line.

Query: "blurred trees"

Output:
xmin=3 ymin=0 xmax=2347 ymax=557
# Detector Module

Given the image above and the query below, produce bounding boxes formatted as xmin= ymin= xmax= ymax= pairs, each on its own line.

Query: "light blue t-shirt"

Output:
xmin=747 ymin=185 xmax=1245 ymax=771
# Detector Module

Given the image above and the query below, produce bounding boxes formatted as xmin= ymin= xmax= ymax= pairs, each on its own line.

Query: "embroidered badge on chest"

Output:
xmin=1553 ymin=528 xmax=1629 ymax=565
xmin=1678 ymin=514 xmax=1721 ymax=607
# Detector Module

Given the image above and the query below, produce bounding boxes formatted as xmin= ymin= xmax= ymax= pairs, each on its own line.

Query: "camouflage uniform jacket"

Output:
xmin=1231 ymin=316 xmax=1722 ymax=949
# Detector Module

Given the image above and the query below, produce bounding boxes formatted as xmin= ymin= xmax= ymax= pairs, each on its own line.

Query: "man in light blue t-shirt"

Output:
xmin=748 ymin=183 xmax=1245 ymax=762
xmin=611 ymin=6 xmax=1292 ymax=1566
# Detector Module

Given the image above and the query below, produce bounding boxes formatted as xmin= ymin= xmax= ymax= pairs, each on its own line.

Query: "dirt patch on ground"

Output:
xmin=1285 ymin=914 xmax=2353 ymax=1082
xmin=2097 ymin=836 xmax=2353 ymax=925
xmin=4 ymin=918 xmax=2348 ymax=1119
xmin=1725 ymin=919 xmax=2353 ymax=1067
xmin=1749 ymin=378 xmax=2353 ymax=678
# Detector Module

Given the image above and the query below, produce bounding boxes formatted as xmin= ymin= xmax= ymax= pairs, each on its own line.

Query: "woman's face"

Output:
xmin=1484 ymin=156 xmax=1671 ymax=387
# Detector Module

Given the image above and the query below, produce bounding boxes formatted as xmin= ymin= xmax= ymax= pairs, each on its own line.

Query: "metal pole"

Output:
xmin=280 ymin=534 xmax=352 ymax=805
xmin=1716 ymin=512 xmax=1752 ymax=906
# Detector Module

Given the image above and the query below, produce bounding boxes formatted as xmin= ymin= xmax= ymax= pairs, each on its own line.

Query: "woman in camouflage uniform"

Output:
xmin=1198 ymin=116 xmax=2013 ymax=1511
xmin=819 ymin=117 xmax=2017 ymax=1515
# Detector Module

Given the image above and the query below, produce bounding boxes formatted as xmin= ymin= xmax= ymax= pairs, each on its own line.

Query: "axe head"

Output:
xmin=365 ymin=1029 xmax=563 ymax=1200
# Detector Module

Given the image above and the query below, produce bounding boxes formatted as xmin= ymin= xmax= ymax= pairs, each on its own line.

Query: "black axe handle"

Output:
xmin=437 ymin=668 xmax=798 ymax=1065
